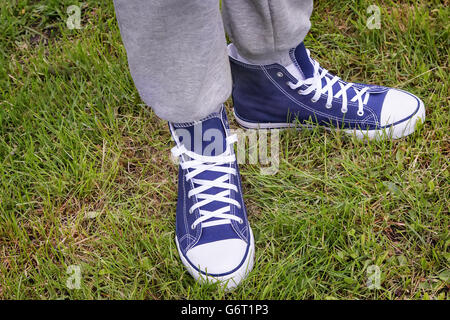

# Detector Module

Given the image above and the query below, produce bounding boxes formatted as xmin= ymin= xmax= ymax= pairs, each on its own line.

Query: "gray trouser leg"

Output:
xmin=113 ymin=0 xmax=313 ymax=122
xmin=222 ymin=0 xmax=314 ymax=66
xmin=113 ymin=0 xmax=231 ymax=123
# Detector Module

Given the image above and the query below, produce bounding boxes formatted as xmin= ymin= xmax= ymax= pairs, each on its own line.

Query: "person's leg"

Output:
xmin=222 ymin=0 xmax=313 ymax=66
xmin=224 ymin=0 xmax=425 ymax=140
xmin=113 ymin=0 xmax=231 ymax=123
xmin=113 ymin=0 xmax=254 ymax=289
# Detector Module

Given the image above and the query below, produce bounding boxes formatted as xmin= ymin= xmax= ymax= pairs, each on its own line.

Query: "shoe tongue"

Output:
xmin=172 ymin=112 xmax=238 ymax=238
xmin=172 ymin=116 xmax=227 ymax=157
xmin=171 ymin=110 xmax=229 ymax=205
xmin=293 ymin=42 xmax=315 ymax=79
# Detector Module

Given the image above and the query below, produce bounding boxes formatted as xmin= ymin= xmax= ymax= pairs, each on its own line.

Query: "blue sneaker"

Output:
xmin=169 ymin=106 xmax=254 ymax=289
xmin=228 ymin=42 xmax=425 ymax=140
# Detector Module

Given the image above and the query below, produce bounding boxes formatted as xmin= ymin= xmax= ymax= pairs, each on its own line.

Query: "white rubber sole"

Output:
xmin=175 ymin=228 xmax=255 ymax=290
xmin=233 ymin=100 xmax=425 ymax=140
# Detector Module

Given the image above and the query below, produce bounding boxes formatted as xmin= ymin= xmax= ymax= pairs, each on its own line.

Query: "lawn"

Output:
xmin=0 ymin=0 xmax=448 ymax=299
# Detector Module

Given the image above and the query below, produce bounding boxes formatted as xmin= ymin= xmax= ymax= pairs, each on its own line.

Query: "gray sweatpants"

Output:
xmin=113 ymin=0 xmax=313 ymax=122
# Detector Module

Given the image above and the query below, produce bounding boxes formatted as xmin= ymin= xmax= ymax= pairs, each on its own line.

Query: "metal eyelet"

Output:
xmin=276 ymin=72 xmax=284 ymax=78
xmin=191 ymin=224 xmax=195 ymax=230
xmin=341 ymin=108 xmax=348 ymax=114
xmin=239 ymin=218 xmax=243 ymax=224
xmin=357 ymin=110 xmax=364 ymax=117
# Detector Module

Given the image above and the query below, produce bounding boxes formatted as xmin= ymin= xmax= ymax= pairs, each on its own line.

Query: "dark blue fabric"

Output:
xmin=293 ymin=42 xmax=314 ymax=79
xmin=230 ymin=42 xmax=419 ymax=131
xmin=170 ymin=107 xmax=250 ymax=275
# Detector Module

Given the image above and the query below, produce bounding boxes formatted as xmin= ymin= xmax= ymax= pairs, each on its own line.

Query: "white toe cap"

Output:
xmin=186 ymin=238 xmax=248 ymax=275
xmin=380 ymin=89 xmax=420 ymax=126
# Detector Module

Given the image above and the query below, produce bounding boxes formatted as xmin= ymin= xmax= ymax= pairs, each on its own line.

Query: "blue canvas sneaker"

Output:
xmin=228 ymin=42 xmax=425 ymax=140
xmin=169 ymin=106 xmax=254 ymax=289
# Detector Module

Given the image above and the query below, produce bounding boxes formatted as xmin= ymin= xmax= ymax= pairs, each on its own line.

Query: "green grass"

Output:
xmin=0 ymin=0 xmax=448 ymax=299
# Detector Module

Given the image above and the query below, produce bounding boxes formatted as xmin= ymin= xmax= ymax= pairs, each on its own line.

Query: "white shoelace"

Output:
xmin=171 ymin=134 xmax=242 ymax=230
xmin=287 ymin=51 xmax=370 ymax=117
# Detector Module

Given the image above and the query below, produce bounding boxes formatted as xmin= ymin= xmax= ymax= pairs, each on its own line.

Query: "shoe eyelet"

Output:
xmin=326 ymin=104 xmax=332 ymax=109
xmin=191 ymin=224 xmax=195 ymax=230
xmin=276 ymin=72 xmax=284 ymax=78
xmin=341 ymin=108 xmax=348 ymax=114
xmin=298 ymin=90 xmax=303 ymax=95
xmin=311 ymin=98 xmax=318 ymax=103
xmin=239 ymin=218 xmax=243 ymax=224
xmin=357 ymin=110 xmax=364 ymax=117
